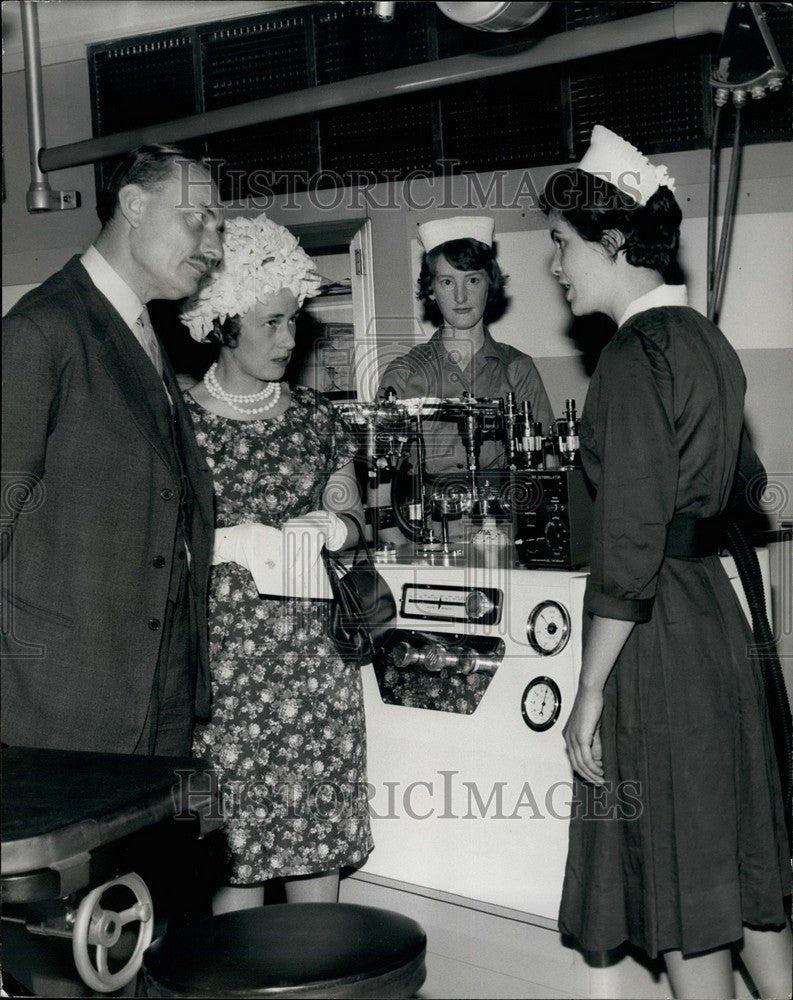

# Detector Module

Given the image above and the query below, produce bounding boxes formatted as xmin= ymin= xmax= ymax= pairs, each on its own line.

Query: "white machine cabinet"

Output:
xmin=340 ymin=553 xmax=770 ymax=999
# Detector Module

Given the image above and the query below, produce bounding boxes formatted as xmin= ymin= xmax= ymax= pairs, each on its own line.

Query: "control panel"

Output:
xmin=513 ymin=468 xmax=595 ymax=568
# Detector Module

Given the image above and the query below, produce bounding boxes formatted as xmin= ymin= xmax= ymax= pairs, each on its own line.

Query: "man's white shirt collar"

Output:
xmin=80 ymin=245 xmax=144 ymax=331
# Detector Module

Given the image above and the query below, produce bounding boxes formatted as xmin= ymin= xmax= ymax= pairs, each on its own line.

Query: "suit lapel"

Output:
xmin=66 ymin=258 xmax=178 ymax=473
xmin=161 ymin=358 xmax=215 ymax=529
xmin=66 ymin=258 xmax=214 ymax=528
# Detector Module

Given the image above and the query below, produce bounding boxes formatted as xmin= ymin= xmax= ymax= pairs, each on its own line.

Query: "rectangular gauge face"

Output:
xmin=400 ymin=583 xmax=503 ymax=625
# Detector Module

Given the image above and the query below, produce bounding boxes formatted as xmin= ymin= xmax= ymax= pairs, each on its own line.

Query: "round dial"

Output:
xmin=521 ymin=677 xmax=562 ymax=732
xmin=526 ymin=600 xmax=570 ymax=656
xmin=544 ymin=517 xmax=569 ymax=549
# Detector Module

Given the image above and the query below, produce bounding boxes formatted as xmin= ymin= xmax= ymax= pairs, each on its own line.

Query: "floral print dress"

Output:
xmin=186 ymin=385 xmax=373 ymax=884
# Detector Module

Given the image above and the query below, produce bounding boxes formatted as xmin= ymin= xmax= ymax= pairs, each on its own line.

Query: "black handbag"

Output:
xmin=321 ymin=532 xmax=396 ymax=667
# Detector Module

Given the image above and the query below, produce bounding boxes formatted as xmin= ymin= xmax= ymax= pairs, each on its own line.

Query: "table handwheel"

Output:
xmin=71 ymin=871 xmax=154 ymax=992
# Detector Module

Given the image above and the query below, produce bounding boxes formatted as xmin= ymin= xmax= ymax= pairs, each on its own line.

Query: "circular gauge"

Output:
xmin=526 ymin=600 xmax=570 ymax=656
xmin=521 ymin=676 xmax=562 ymax=732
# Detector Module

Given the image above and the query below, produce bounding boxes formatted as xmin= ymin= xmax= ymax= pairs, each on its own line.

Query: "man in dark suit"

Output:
xmin=1 ymin=144 xmax=223 ymax=755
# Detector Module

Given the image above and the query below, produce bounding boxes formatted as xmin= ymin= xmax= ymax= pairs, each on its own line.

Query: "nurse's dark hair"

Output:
xmin=417 ymin=238 xmax=508 ymax=312
xmin=539 ymin=168 xmax=682 ymax=277
xmin=97 ymin=143 xmax=211 ymax=226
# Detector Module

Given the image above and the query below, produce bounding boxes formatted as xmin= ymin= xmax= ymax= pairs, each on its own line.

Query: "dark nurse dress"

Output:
xmin=558 ymin=304 xmax=790 ymax=958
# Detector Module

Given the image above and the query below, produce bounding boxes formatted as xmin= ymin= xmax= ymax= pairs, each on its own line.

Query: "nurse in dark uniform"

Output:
xmin=542 ymin=126 xmax=791 ymax=998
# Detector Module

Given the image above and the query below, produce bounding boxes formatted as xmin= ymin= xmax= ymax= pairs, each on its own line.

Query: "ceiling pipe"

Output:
xmin=38 ymin=2 xmax=728 ymax=174
xmin=20 ymin=2 xmax=79 ymax=209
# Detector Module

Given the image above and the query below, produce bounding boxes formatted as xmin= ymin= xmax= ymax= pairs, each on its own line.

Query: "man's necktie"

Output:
xmin=136 ymin=307 xmax=164 ymax=377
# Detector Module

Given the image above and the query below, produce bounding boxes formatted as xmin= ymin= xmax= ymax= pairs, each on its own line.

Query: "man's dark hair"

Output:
xmin=97 ymin=143 xmax=207 ymax=227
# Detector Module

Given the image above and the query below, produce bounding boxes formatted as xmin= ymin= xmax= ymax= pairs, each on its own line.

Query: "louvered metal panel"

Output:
xmin=200 ymin=14 xmax=313 ymax=200
xmin=89 ymin=33 xmax=196 ymax=190
xmin=570 ymin=38 xmax=711 ymax=157
xmin=314 ymin=1 xmax=431 ymax=82
xmin=564 ymin=2 xmax=675 ymax=30
xmin=440 ymin=69 xmax=566 ymax=173
xmin=86 ymin=1 xmax=792 ymax=199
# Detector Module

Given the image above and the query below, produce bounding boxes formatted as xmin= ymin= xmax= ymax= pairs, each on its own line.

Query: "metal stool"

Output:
xmin=141 ymin=902 xmax=427 ymax=998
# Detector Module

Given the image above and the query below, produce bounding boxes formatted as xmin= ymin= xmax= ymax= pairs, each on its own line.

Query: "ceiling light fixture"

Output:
xmin=435 ymin=1 xmax=551 ymax=33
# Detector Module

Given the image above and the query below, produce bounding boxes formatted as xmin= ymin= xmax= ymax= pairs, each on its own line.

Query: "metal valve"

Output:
xmin=458 ymin=650 xmax=499 ymax=675
xmin=390 ymin=639 xmax=447 ymax=672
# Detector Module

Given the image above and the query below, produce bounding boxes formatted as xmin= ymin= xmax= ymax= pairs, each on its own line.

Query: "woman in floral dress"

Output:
xmin=180 ymin=214 xmax=372 ymax=913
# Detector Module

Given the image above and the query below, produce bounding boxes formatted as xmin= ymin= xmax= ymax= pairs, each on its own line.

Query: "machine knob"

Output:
xmin=544 ymin=517 xmax=568 ymax=549
xmin=390 ymin=639 xmax=447 ymax=672
xmin=465 ymin=590 xmax=495 ymax=619
xmin=390 ymin=641 xmax=421 ymax=668
xmin=424 ymin=642 xmax=454 ymax=673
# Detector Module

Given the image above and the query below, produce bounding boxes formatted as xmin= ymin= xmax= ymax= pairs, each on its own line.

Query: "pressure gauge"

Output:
xmin=521 ymin=676 xmax=562 ymax=732
xmin=526 ymin=600 xmax=570 ymax=655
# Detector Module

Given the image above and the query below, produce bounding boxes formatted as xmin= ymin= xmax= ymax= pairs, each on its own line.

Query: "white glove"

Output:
xmin=282 ymin=510 xmax=348 ymax=556
xmin=280 ymin=511 xmax=348 ymax=600
xmin=212 ymin=523 xmax=283 ymax=593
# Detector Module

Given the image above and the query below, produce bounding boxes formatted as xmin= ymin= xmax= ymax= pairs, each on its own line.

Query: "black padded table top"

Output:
xmin=2 ymin=746 xmax=219 ymax=878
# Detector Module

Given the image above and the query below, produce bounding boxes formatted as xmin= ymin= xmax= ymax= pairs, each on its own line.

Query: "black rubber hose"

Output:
xmin=707 ymin=101 xmax=722 ymax=307
xmin=709 ymin=105 xmax=743 ymax=324
xmin=390 ymin=456 xmax=424 ymax=544
xmin=723 ymin=516 xmax=793 ymax=850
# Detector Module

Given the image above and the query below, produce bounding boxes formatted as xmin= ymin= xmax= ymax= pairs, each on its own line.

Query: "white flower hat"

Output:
xmin=180 ymin=213 xmax=321 ymax=342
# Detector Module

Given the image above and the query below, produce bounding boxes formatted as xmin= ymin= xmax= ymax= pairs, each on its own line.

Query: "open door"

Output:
xmin=288 ymin=218 xmax=377 ymax=402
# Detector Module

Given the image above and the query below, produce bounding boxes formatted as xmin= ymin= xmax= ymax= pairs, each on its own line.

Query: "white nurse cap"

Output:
xmin=577 ymin=125 xmax=676 ymax=206
xmin=417 ymin=216 xmax=495 ymax=253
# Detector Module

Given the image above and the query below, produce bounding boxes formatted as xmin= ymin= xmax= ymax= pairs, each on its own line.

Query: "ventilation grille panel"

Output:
xmin=87 ymin=1 xmax=793 ymax=201
xmin=570 ymin=38 xmax=710 ymax=157
xmin=199 ymin=15 xmax=313 ymax=198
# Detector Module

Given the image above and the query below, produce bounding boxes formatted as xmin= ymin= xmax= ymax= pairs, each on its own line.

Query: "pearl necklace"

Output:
xmin=203 ymin=362 xmax=282 ymax=416
xmin=205 ymin=362 xmax=276 ymax=403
